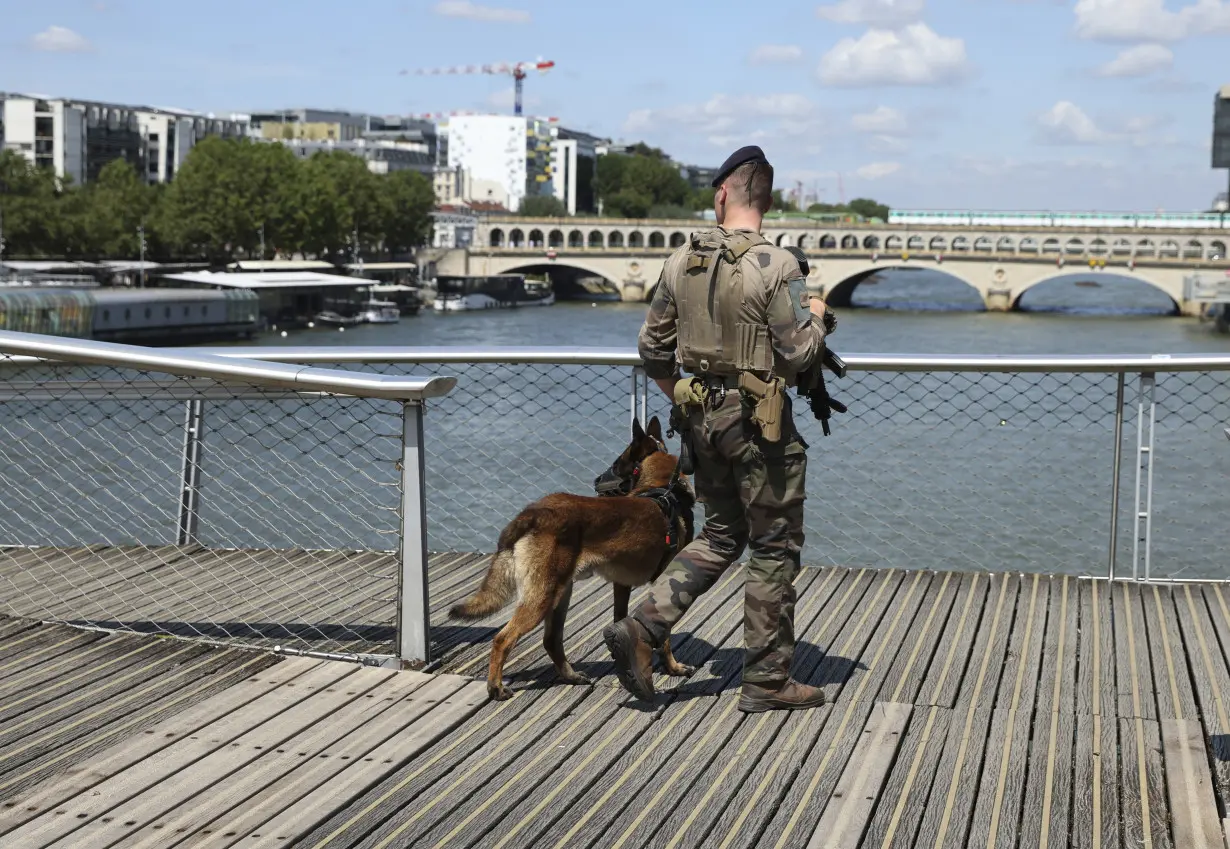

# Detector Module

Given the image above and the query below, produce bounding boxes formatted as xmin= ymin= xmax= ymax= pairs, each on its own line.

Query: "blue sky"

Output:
xmin=3 ymin=0 xmax=1228 ymax=211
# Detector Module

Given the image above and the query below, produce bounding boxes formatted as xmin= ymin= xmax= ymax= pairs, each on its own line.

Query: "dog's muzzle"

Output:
xmin=593 ymin=464 xmax=631 ymax=497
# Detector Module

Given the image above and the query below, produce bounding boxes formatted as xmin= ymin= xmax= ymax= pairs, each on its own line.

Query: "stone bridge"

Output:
xmin=433 ymin=216 xmax=1230 ymax=315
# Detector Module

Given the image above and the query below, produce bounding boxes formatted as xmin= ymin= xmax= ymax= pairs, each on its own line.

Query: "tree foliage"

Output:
xmin=0 ymin=140 xmax=435 ymax=262
xmin=518 ymin=195 xmax=568 ymax=217
xmin=805 ymin=198 xmax=891 ymax=221
xmin=596 ymin=150 xmax=693 ymax=218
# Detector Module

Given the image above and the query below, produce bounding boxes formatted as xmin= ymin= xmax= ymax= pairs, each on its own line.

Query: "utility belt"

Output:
xmin=673 ymin=370 xmax=786 ymax=443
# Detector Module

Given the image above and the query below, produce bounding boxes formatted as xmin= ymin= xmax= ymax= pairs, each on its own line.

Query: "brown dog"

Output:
xmin=450 ymin=416 xmax=696 ymax=700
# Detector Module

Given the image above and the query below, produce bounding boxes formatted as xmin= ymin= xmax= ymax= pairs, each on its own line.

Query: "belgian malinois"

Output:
xmin=450 ymin=416 xmax=696 ymax=700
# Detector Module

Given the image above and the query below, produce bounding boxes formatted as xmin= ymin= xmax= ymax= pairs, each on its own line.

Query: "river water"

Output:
xmin=225 ymin=270 xmax=1230 ymax=579
xmin=4 ymin=272 xmax=1227 ymax=583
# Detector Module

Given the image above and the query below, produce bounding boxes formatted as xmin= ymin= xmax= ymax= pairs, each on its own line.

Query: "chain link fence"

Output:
xmin=1 ymin=343 xmax=1226 ymax=669
xmin=0 ymin=353 xmax=414 ymax=660
xmin=311 ymin=355 xmax=1229 ymax=581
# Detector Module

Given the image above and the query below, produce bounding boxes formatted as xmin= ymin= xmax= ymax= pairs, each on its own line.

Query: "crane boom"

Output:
xmin=400 ymin=59 xmax=555 ymax=116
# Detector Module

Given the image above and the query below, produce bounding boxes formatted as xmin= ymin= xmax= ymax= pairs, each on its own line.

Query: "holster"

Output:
xmin=738 ymin=372 xmax=784 ymax=443
xmin=670 ymin=378 xmax=703 ymax=475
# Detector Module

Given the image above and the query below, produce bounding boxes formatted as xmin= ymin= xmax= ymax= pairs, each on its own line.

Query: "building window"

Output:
xmin=150 ymin=132 xmax=159 ymax=142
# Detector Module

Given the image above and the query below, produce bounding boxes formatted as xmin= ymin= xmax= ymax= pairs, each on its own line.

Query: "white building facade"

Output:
xmin=444 ymin=114 xmax=555 ymax=212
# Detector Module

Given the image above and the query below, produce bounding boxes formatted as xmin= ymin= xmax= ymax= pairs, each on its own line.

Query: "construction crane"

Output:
xmin=401 ymin=59 xmax=555 ymax=117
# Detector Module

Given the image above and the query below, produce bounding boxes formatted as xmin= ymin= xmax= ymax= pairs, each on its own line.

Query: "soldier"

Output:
xmin=602 ymin=145 xmax=833 ymax=712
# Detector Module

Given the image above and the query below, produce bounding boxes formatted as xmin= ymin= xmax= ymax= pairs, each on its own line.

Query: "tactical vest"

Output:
xmin=675 ymin=229 xmax=774 ymax=378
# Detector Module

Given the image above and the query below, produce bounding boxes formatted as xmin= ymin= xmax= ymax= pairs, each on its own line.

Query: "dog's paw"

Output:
xmin=663 ymin=662 xmax=696 ymax=678
xmin=488 ymin=684 xmax=514 ymax=701
xmin=560 ymin=670 xmax=594 ymax=686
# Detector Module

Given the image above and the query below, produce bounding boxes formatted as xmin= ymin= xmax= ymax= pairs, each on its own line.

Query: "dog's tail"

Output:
xmin=449 ymin=513 xmax=534 ymax=619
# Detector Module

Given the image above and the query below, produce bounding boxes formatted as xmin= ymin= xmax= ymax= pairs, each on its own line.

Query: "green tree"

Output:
xmin=82 ymin=160 xmax=154 ymax=257
xmin=288 ymin=150 xmax=385 ymax=262
xmin=847 ymin=197 xmax=890 ymax=221
xmin=689 ymin=187 xmax=716 ymax=211
xmin=0 ymin=150 xmax=62 ymax=257
xmin=519 ymin=195 xmax=568 ymax=217
xmin=772 ymin=189 xmax=798 ymax=212
xmin=596 ymin=151 xmax=690 ymax=218
xmin=381 ymin=169 xmax=435 ymax=255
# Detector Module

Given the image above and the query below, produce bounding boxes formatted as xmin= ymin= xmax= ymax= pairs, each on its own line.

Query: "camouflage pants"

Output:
xmin=632 ymin=390 xmax=807 ymax=685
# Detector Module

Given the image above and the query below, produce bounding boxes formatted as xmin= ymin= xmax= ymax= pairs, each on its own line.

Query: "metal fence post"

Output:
xmin=1131 ymin=372 xmax=1157 ymax=581
xmin=631 ymin=366 xmax=645 ymax=429
xmin=397 ymin=400 xmax=431 ymax=666
xmin=1107 ymin=372 xmax=1125 ymax=580
xmin=176 ymin=399 xmax=205 ymax=546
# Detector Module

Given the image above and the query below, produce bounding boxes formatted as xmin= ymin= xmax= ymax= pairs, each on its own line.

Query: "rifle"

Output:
xmin=796 ymin=348 xmax=848 ymax=436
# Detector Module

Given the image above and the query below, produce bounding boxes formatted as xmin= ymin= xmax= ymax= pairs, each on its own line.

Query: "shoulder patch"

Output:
xmin=758 ymin=252 xmax=771 ymax=268
xmin=787 ymin=277 xmax=812 ymax=325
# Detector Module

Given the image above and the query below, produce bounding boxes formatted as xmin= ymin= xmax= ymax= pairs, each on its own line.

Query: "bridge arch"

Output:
xmin=929 ymin=236 xmax=947 ymax=251
xmin=489 ymin=228 xmax=504 ymax=248
xmin=819 ymin=234 xmax=836 ymax=249
xmin=528 ymin=229 xmax=544 ymax=247
xmin=908 ymin=236 xmax=924 ymax=251
xmin=649 ymin=231 xmax=665 ymax=248
xmin=775 ymin=233 xmax=789 ymax=247
xmin=1019 ymin=237 xmax=1038 ymax=253
xmin=824 ymin=264 xmax=985 ymax=310
xmin=1210 ymin=240 xmax=1226 ymax=260
xmin=1089 ymin=239 xmax=1108 ymax=256
xmin=1112 ymin=238 xmax=1132 ymax=255
xmin=628 ymin=231 xmax=644 ymax=249
xmin=1041 ymin=238 xmax=1060 ymax=255
xmin=1064 ymin=238 xmax=1084 ymax=255
xmin=1013 ymin=270 xmax=1180 ymax=314
xmin=548 ymin=229 xmax=564 ymax=248
xmin=974 ymin=236 xmax=993 ymax=253
xmin=1136 ymin=239 xmax=1155 ymax=257
xmin=499 ymin=260 xmax=622 ymax=299
xmin=798 ymin=234 xmax=812 ymax=250
xmin=841 ymin=235 xmax=858 ymax=250
xmin=1182 ymin=240 xmax=1203 ymax=259
xmin=568 ymin=229 xmax=584 ymax=248
xmin=588 ymin=230 xmax=604 ymax=248
xmin=510 ymin=228 xmax=525 ymax=248
xmin=608 ymin=231 xmax=624 ymax=249
xmin=670 ymin=232 xmax=687 ymax=248
xmin=951 ymin=236 xmax=970 ymax=252
xmin=1159 ymin=240 xmax=1179 ymax=258
xmin=863 ymin=235 xmax=881 ymax=250
xmin=885 ymin=235 xmax=903 ymax=251
xmin=996 ymin=236 xmax=1015 ymax=252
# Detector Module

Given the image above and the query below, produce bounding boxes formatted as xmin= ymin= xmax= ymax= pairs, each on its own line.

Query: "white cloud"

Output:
xmin=1095 ymin=44 xmax=1174 ymax=76
xmin=869 ymin=134 xmax=910 ymax=153
xmin=1074 ymin=0 xmax=1230 ymax=42
xmin=748 ymin=44 xmax=804 ymax=65
xmin=623 ymin=93 xmax=817 ymax=137
xmin=30 ymin=25 xmax=91 ymax=53
xmin=816 ymin=0 xmax=926 ymax=26
xmin=856 ymin=161 xmax=902 ymax=179
xmin=432 ymin=1 xmax=530 ymax=23
xmin=1035 ymin=101 xmax=1113 ymax=144
xmin=818 ymin=24 xmax=970 ymax=86
xmin=851 ymin=105 xmax=908 ymax=133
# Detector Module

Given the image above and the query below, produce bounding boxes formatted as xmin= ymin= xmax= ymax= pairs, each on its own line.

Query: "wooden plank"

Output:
xmin=964 ymin=707 xmax=1032 ymax=849
xmin=532 ymin=695 xmax=732 ymax=849
xmin=0 ymin=629 xmax=103 ymax=684
xmin=881 ymin=571 xmax=963 ymax=705
xmin=1144 ymin=584 xmax=1199 ymax=720
xmin=831 ymin=571 xmax=931 ymax=704
xmin=1019 ymin=709 xmax=1077 ymax=849
xmin=909 ymin=706 xmax=995 ymax=849
xmin=2 ymin=661 xmax=358 ymax=847
xmin=293 ymin=685 xmax=592 ymax=849
xmin=224 ymin=678 xmax=489 ymax=849
xmin=990 ymin=573 xmax=1049 ymax=712
xmin=860 ymin=705 xmax=953 ymax=849
xmin=1119 ymin=716 xmax=1174 ymax=849
xmin=1077 ymin=579 xmax=1117 ymax=719
xmin=121 ymin=670 xmax=441 ymax=848
xmin=952 ymin=574 xmax=1020 ymax=712
xmin=1072 ymin=711 xmax=1121 ymax=849
xmin=1173 ymin=583 xmax=1230 ymax=818
xmin=1035 ymin=574 xmax=1079 ymax=717
xmin=1114 ymin=581 xmax=1158 ymax=720
xmin=0 ymin=632 xmax=160 ymax=704
xmin=0 ymin=657 xmax=320 ymax=838
xmin=804 ymin=701 xmax=912 ymax=849
xmin=916 ymin=573 xmax=990 ymax=708
xmin=0 ymin=650 xmax=278 ymax=801
xmin=1160 ymin=718 xmax=1225 ymax=849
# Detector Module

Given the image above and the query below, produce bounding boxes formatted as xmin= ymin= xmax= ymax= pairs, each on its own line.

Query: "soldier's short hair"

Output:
xmin=725 ymin=161 xmax=774 ymax=214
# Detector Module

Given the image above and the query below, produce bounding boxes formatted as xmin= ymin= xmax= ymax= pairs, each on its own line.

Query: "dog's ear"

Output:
xmin=631 ymin=417 xmax=645 ymax=441
xmin=646 ymin=416 xmax=663 ymax=442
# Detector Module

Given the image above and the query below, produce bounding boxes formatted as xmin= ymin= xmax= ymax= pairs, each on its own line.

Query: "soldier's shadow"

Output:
xmin=666 ymin=641 xmax=868 ymax=698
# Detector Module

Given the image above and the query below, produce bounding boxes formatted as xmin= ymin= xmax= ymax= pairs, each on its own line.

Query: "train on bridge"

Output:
xmin=888 ymin=209 xmax=1230 ymax=229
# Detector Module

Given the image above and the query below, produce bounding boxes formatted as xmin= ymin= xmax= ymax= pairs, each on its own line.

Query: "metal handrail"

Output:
xmin=0 ymin=331 xmax=456 ymax=400
xmin=183 ymin=346 xmax=1230 ymax=374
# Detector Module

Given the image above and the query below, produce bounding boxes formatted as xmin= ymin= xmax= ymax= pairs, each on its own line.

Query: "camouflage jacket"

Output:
xmin=636 ymin=226 xmax=826 ymax=384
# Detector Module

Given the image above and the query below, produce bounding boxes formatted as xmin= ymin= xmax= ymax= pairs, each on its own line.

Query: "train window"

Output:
xmin=102 ymin=310 xmax=110 ymax=321
xmin=145 ymin=308 xmax=151 ymax=319
xmin=202 ymin=306 xmax=208 ymax=316
xmin=124 ymin=308 xmax=131 ymax=320
xmin=165 ymin=307 xmax=171 ymax=318
xmin=184 ymin=306 xmax=190 ymax=317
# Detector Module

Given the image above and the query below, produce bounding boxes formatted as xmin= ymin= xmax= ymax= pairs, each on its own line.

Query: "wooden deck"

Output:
xmin=3 ymin=550 xmax=1230 ymax=847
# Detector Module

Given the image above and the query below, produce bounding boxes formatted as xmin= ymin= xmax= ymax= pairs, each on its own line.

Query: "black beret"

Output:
xmin=711 ymin=145 xmax=769 ymax=187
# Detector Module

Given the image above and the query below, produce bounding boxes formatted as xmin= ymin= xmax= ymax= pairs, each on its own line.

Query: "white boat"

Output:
xmin=359 ymin=297 xmax=400 ymax=324
xmin=432 ymin=274 xmax=555 ymax=312
xmin=314 ymin=310 xmax=362 ymax=327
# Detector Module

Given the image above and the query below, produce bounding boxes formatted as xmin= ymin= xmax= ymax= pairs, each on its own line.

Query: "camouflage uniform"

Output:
xmin=634 ymin=226 xmax=826 ymax=685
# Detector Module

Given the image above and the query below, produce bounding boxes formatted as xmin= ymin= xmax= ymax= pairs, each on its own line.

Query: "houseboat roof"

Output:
xmin=164 ymin=271 xmax=378 ymax=290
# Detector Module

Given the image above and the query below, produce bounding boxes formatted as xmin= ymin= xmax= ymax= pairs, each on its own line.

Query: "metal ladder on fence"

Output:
xmin=1131 ymin=373 xmax=1156 ymax=581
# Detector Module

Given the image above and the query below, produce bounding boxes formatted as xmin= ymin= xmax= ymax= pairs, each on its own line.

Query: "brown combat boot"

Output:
xmin=603 ymin=618 xmax=656 ymax=701
xmin=738 ymin=679 xmax=828 ymax=713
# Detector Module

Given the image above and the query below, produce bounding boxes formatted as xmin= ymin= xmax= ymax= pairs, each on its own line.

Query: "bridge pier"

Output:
xmin=620 ymin=281 xmax=648 ymax=302
xmin=983 ymin=288 xmax=1013 ymax=311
